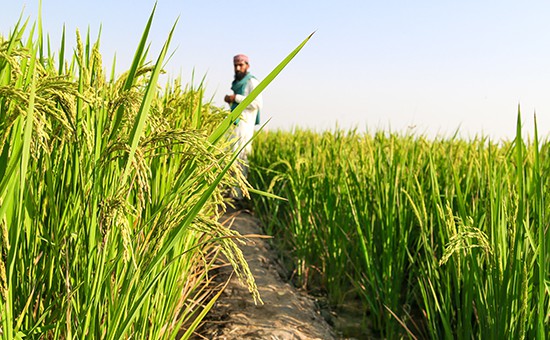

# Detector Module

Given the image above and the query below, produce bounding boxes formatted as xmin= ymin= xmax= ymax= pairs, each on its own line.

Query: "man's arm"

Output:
xmin=224 ymin=94 xmax=236 ymax=104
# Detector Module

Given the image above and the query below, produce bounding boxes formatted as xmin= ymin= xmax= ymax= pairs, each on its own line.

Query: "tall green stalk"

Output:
xmin=0 ymin=6 xmax=312 ymax=339
xmin=249 ymin=118 xmax=550 ymax=339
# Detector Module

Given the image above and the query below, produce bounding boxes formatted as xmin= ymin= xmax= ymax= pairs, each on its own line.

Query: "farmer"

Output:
xmin=224 ymin=54 xmax=262 ymax=185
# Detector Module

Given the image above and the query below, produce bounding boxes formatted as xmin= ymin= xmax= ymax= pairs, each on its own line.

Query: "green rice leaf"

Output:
xmin=109 ymin=3 xmax=157 ymax=140
xmin=121 ymin=20 xmax=177 ymax=184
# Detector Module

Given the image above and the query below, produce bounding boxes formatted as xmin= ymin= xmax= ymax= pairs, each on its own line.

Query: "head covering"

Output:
xmin=233 ymin=54 xmax=249 ymax=64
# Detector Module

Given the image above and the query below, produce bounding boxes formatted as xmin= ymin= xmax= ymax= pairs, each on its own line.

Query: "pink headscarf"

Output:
xmin=233 ymin=54 xmax=249 ymax=64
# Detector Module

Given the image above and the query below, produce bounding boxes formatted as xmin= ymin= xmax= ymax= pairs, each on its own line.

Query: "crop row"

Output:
xmin=249 ymin=125 xmax=550 ymax=338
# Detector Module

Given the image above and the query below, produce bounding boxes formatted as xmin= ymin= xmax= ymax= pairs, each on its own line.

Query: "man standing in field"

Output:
xmin=224 ymin=54 xmax=262 ymax=199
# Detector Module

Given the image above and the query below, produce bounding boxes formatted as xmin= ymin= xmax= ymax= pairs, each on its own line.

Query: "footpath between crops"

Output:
xmin=193 ymin=206 xmax=338 ymax=339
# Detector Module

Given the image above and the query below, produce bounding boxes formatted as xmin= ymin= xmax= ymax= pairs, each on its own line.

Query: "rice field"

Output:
xmin=0 ymin=8 xmax=307 ymax=338
xmin=248 ymin=124 xmax=550 ymax=339
xmin=2 ymin=6 xmax=549 ymax=340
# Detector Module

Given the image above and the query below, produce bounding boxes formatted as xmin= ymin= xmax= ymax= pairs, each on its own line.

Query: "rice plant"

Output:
xmin=249 ymin=119 xmax=550 ymax=339
xmin=0 ymin=13 xmax=245 ymax=338
xmin=0 ymin=5 xmax=312 ymax=338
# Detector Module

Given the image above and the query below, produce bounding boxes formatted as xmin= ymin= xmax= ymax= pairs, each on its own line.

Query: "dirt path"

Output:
xmin=195 ymin=208 xmax=338 ymax=339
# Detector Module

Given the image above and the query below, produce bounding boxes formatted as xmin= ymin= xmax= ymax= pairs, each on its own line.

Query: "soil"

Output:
xmin=192 ymin=207 xmax=339 ymax=340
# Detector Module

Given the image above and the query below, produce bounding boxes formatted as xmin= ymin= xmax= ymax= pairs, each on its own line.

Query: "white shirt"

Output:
xmin=232 ymin=76 xmax=262 ymax=159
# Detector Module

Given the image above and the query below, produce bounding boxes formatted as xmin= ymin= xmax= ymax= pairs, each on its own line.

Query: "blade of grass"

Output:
xmin=532 ymin=114 xmax=546 ymax=339
xmin=109 ymin=3 xmax=157 ymax=141
xmin=121 ymin=19 xmax=177 ymax=184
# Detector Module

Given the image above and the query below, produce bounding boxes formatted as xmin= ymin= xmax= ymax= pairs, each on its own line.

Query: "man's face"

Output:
xmin=234 ymin=61 xmax=249 ymax=80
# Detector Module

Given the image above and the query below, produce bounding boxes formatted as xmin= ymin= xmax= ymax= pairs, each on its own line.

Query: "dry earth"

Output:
xmin=193 ymin=207 xmax=339 ymax=340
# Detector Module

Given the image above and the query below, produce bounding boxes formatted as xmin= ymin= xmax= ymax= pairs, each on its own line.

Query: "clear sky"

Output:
xmin=2 ymin=1 xmax=550 ymax=141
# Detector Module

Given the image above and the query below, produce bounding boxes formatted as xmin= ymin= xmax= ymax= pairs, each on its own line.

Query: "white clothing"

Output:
xmin=232 ymin=76 xmax=262 ymax=163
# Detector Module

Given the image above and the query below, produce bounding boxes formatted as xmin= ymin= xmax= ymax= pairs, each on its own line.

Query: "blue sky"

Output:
xmin=2 ymin=1 xmax=550 ymax=141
